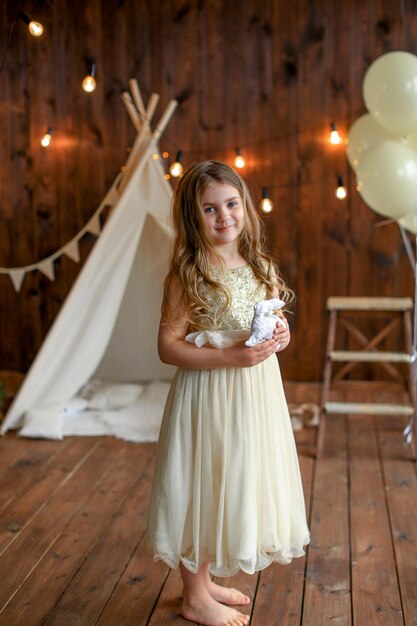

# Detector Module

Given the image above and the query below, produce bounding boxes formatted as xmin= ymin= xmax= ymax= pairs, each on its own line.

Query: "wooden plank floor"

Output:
xmin=0 ymin=383 xmax=416 ymax=626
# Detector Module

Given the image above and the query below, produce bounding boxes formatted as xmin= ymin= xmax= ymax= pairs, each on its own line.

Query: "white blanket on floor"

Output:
xmin=19 ymin=380 xmax=170 ymax=442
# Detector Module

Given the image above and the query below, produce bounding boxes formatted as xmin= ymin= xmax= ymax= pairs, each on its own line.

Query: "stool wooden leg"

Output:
xmin=317 ymin=310 xmax=337 ymax=458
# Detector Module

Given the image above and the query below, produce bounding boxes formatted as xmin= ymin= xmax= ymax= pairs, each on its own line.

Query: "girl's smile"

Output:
xmin=215 ymin=222 xmax=234 ymax=231
xmin=200 ymin=183 xmax=244 ymax=247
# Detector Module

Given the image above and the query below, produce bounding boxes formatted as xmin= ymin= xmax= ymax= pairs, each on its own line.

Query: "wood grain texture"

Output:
xmin=302 ymin=414 xmax=352 ymax=625
xmin=378 ymin=414 xmax=417 ymax=626
xmin=0 ymin=382 xmax=416 ymax=624
xmin=0 ymin=0 xmax=415 ymax=380
xmin=348 ymin=416 xmax=403 ymax=625
xmin=0 ymin=442 xmax=154 ymax=626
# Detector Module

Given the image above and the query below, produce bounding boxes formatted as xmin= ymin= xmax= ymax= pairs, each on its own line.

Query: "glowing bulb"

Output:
xmin=162 ymin=151 xmax=169 ymax=158
xmin=259 ymin=187 xmax=273 ymax=213
xmin=18 ymin=13 xmax=44 ymax=37
xmin=28 ymin=21 xmax=44 ymax=36
xmin=164 ymin=173 xmax=171 ymax=180
xmin=330 ymin=130 xmax=341 ymax=144
xmin=152 ymin=153 xmax=160 ymax=160
xmin=234 ymin=148 xmax=245 ymax=168
xmin=335 ymin=176 xmax=347 ymax=199
xmin=329 ymin=123 xmax=342 ymax=145
xmin=170 ymin=162 xmax=183 ymax=177
xmin=40 ymin=127 xmax=52 ymax=147
xmin=169 ymin=151 xmax=183 ymax=177
xmin=260 ymin=198 xmax=273 ymax=213
xmin=82 ymin=62 xmax=96 ymax=93
xmin=82 ymin=74 xmax=96 ymax=93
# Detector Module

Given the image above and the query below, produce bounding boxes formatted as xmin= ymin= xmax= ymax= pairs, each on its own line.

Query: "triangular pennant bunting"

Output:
xmin=63 ymin=240 xmax=80 ymax=263
xmin=38 ymin=259 xmax=55 ymax=281
xmin=9 ymin=270 xmax=26 ymax=292
xmin=86 ymin=214 xmax=101 ymax=236
xmin=103 ymin=184 xmax=120 ymax=206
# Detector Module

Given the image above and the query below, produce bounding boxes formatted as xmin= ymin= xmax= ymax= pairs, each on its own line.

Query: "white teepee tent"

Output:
xmin=1 ymin=82 xmax=177 ymax=439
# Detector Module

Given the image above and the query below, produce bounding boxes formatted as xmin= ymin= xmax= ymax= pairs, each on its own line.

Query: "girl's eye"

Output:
xmin=204 ymin=207 xmax=215 ymax=213
xmin=227 ymin=201 xmax=238 ymax=208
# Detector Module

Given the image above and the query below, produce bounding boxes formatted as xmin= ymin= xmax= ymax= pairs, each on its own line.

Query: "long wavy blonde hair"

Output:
xmin=162 ymin=160 xmax=294 ymax=328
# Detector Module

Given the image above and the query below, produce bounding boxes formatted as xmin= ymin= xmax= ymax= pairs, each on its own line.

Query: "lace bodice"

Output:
xmin=194 ymin=265 xmax=266 ymax=331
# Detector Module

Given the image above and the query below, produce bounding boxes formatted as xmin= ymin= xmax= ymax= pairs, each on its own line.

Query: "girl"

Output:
xmin=147 ymin=161 xmax=310 ymax=626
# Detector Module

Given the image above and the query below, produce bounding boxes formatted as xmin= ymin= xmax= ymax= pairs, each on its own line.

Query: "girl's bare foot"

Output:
xmin=182 ymin=592 xmax=249 ymax=626
xmin=206 ymin=579 xmax=251 ymax=606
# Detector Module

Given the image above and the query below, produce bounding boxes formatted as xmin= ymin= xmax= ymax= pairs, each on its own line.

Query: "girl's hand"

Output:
xmin=223 ymin=337 xmax=281 ymax=368
xmin=273 ymin=315 xmax=291 ymax=352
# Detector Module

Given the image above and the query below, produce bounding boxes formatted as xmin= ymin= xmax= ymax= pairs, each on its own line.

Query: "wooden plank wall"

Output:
xmin=0 ymin=0 xmax=415 ymax=380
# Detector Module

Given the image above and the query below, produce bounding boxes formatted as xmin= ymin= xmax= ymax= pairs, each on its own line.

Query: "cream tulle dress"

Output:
xmin=146 ymin=265 xmax=310 ymax=577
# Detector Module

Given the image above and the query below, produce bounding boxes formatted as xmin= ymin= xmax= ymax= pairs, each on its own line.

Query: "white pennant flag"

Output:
xmin=9 ymin=269 xmax=26 ymax=292
xmin=38 ymin=259 xmax=55 ymax=281
xmin=86 ymin=214 xmax=101 ymax=236
xmin=63 ymin=240 xmax=80 ymax=263
xmin=104 ymin=183 xmax=120 ymax=206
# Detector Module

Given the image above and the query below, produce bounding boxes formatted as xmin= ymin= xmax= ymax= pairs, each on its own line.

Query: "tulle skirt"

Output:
xmin=146 ymin=355 xmax=310 ymax=577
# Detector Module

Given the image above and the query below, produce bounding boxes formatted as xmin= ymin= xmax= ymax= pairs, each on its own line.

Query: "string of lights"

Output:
xmin=159 ymin=123 xmax=348 ymax=206
xmin=0 ymin=3 xmax=349 ymax=212
xmin=158 ymin=121 xmax=349 ymax=204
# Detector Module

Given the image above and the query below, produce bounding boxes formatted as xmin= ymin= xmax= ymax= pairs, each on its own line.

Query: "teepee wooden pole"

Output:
xmin=153 ymin=100 xmax=178 ymax=143
xmin=128 ymin=79 xmax=146 ymax=116
xmin=145 ymin=93 xmax=160 ymax=124
xmin=121 ymin=92 xmax=141 ymax=132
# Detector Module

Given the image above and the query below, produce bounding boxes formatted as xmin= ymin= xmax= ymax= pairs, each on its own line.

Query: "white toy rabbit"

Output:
xmin=245 ymin=298 xmax=286 ymax=347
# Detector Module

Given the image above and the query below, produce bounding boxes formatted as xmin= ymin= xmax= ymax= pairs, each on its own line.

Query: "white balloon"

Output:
xmin=356 ymin=140 xmax=417 ymax=218
xmin=404 ymin=128 xmax=417 ymax=154
xmin=398 ymin=212 xmax=417 ymax=235
xmin=363 ymin=51 xmax=417 ymax=135
xmin=347 ymin=113 xmax=396 ymax=171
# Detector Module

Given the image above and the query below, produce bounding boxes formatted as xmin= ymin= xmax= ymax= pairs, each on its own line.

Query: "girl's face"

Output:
xmin=200 ymin=182 xmax=245 ymax=248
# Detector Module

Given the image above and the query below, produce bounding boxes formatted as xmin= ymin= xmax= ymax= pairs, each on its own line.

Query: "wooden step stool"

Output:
xmin=317 ymin=296 xmax=417 ymax=457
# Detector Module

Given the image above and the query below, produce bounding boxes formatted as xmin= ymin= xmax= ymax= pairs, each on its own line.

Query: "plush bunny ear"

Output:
xmin=271 ymin=298 xmax=285 ymax=310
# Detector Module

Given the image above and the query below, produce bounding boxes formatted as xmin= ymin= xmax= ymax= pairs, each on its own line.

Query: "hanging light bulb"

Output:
xmin=40 ymin=127 xmax=53 ymax=148
xmin=82 ymin=62 xmax=97 ymax=93
xmin=152 ymin=153 xmax=160 ymax=160
xmin=259 ymin=187 xmax=274 ymax=214
xmin=18 ymin=12 xmax=44 ymax=37
xmin=329 ymin=122 xmax=342 ymax=145
xmin=28 ymin=21 xmax=44 ymax=37
xmin=234 ymin=147 xmax=245 ymax=169
xmin=162 ymin=151 xmax=169 ymax=159
xmin=335 ymin=175 xmax=347 ymax=199
xmin=169 ymin=151 xmax=184 ymax=177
